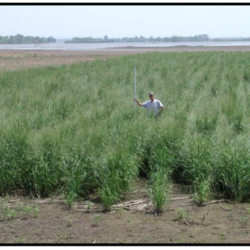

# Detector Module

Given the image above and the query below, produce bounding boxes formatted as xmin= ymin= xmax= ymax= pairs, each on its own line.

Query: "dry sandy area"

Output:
xmin=0 ymin=49 xmax=142 ymax=72
xmin=1 ymin=46 xmax=250 ymax=72
xmin=1 ymin=180 xmax=250 ymax=244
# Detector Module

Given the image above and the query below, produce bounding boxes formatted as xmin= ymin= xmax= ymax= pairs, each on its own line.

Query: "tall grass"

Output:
xmin=99 ymin=151 xmax=138 ymax=211
xmin=148 ymin=168 xmax=170 ymax=214
xmin=1 ymin=52 xmax=250 ymax=206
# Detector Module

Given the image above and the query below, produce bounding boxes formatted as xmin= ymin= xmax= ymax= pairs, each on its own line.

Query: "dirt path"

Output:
xmin=1 ymin=179 xmax=250 ymax=244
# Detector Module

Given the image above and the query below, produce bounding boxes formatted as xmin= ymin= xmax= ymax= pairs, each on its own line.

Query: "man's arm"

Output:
xmin=134 ymin=98 xmax=143 ymax=107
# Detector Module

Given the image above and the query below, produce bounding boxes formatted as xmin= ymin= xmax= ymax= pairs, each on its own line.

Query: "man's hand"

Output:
xmin=134 ymin=98 xmax=143 ymax=107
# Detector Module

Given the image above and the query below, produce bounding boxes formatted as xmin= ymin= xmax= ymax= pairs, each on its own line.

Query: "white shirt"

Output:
xmin=142 ymin=99 xmax=164 ymax=116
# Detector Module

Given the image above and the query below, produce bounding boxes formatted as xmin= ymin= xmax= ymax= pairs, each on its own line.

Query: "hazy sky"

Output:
xmin=0 ymin=5 xmax=250 ymax=39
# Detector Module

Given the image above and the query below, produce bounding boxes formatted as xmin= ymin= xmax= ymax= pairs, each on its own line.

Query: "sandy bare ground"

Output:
xmin=1 ymin=180 xmax=250 ymax=244
xmin=1 ymin=46 xmax=250 ymax=72
xmin=0 ymin=50 xmax=143 ymax=72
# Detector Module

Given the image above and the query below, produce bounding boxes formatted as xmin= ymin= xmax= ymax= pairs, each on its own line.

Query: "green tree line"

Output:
xmin=65 ymin=34 xmax=210 ymax=43
xmin=0 ymin=34 xmax=56 ymax=44
xmin=212 ymin=37 xmax=250 ymax=41
xmin=65 ymin=34 xmax=250 ymax=43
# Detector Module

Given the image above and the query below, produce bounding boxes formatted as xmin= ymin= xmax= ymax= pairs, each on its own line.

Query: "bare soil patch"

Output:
xmin=1 ymin=179 xmax=250 ymax=244
xmin=1 ymin=46 xmax=250 ymax=72
xmin=0 ymin=50 xmax=142 ymax=72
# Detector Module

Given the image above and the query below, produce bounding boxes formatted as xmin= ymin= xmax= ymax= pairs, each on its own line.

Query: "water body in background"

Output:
xmin=1 ymin=41 xmax=250 ymax=51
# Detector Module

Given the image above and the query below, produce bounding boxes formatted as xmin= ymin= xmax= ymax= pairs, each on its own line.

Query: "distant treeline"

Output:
xmin=212 ymin=37 xmax=250 ymax=41
xmin=65 ymin=34 xmax=250 ymax=43
xmin=65 ymin=34 xmax=210 ymax=43
xmin=0 ymin=34 xmax=56 ymax=44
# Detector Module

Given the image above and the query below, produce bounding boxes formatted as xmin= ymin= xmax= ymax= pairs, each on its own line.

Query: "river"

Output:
xmin=1 ymin=41 xmax=250 ymax=51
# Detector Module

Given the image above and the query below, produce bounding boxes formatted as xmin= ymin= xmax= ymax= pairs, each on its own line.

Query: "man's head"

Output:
xmin=149 ymin=92 xmax=154 ymax=102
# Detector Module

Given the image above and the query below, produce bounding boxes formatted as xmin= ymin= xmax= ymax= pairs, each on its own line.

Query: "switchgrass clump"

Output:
xmin=176 ymin=207 xmax=188 ymax=221
xmin=193 ymin=178 xmax=212 ymax=205
xmin=214 ymin=139 xmax=250 ymax=202
xmin=99 ymin=151 xmax=138 ymax=211
xmin=62 ymin=154 xmax=99 ymax=207
xmin=147 ymin=170 xmax=170 ymax=214
xmin=195 ymin=115 xmax=218 ymax=134
xmin=0 ymin=130 xmax=29 ymax=195
xmin=180 ymin=136 xmax=214 ymax=185
xmin=147 ymin=145 xmax=173 ymax=214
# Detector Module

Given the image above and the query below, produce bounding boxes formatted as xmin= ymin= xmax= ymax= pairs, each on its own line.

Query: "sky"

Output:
xmin=0 ymin=5 xmax=250 ymax=39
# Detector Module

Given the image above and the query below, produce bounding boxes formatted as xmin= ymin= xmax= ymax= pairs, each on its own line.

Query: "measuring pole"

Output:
xmin=134 ymin=67 xmax=137 ymax=118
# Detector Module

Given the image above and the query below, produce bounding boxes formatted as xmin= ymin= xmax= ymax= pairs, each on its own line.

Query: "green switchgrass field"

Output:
xmin=1 ymin=51 xmax=250 ymax=210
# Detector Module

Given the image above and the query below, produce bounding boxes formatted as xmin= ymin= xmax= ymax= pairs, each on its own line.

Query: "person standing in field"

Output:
xmin=134 ymin=92 xmax=164 ymax=117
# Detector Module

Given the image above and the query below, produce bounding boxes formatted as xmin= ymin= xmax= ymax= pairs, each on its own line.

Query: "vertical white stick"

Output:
xmin=134 ymin=67 xmax=136 ymax=117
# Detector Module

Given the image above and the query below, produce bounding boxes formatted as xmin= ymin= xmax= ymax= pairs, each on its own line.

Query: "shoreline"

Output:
xmin=107 ymin=45 xmax=250 ymax=52
xmin=2 ymin=45 xmax=250 ymax=52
